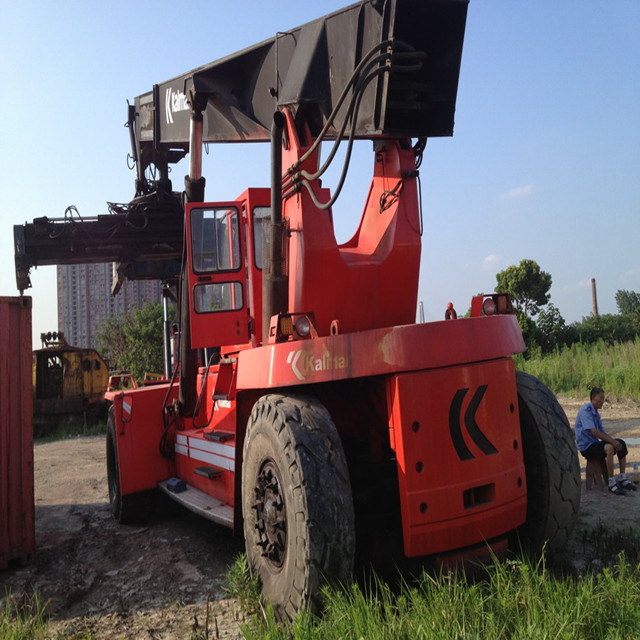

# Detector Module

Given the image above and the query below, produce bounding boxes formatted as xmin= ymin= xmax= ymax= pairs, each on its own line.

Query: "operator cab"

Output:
xmin=185 ymin=188 xmax=272 ymax=350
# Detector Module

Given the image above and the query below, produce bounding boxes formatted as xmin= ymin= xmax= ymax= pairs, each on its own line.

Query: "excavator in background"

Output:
xmin=14 ymin=0 xmax=580 ymax=620
xmin=32 ymin=331 xmax=109 ymax=436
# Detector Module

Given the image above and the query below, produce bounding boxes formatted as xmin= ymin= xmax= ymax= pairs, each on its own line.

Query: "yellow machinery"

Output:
xmin=33 ymin=331 xmax=109 ymax=436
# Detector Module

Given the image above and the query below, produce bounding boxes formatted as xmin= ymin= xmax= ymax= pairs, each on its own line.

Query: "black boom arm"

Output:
xmin=14 ymin=0 xmax=468 ymax=292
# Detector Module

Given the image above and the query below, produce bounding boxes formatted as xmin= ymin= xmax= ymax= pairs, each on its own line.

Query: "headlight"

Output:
xmin=483 ymin=298 xmax=496 ymax=316
xmin=295 ymin=315 xmax=311 ymax=338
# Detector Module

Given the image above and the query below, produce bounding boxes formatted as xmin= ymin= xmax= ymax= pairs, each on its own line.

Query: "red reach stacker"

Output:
xmin=14 ymin=0 xmax=580 ymax=620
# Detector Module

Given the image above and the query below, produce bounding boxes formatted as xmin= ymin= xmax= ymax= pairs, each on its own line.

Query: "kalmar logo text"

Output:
xmin=287 ymin=348 xmax=348 ymax=381
xmin=165 ymin=88 xmax=189 ymax=124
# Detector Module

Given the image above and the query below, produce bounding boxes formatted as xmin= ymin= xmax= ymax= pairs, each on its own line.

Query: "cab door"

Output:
xmin=185 ymin=201 xmax=250 ymax=348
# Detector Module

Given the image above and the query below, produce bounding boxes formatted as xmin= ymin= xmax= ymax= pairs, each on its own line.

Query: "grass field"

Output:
xmin=238 ymin=555 xmax=640 ymax=640
xmin=516 ymin=338 xmax=640 ymax=400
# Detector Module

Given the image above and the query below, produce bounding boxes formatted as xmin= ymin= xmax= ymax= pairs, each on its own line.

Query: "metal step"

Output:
xmin=203 ymin=430 xmax=234 ymax=443
xmin=158 ymin=479 xmax=233 ymax=528
xmin=194 ymin=465 xmax=222 ymax=480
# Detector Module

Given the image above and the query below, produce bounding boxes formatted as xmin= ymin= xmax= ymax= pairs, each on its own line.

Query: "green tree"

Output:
xmin=495 ymin=259 xmax=552 ymax=317
xmin=569 ymin=313 xmax=639 ymax=346
xmin=615 ymin=289 xmax=640 ymax=315
xmin=97 ymin=301 xmax=166 ymax=380
xmin=536 ymin=303 xmax=567 ymax=353
xmin=96 ymin=315 xmax=129 ymax=371
xmin=517 ymin=312 xmax=542 ymax=355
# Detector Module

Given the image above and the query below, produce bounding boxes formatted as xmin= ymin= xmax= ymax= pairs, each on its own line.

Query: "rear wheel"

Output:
xmin=515 ymin=371 xmax=580 ymax=554
xmin=106 ymin=405 xmax=153 ymax=524
xmin=242 ymin=394 xmax=355 ymax=621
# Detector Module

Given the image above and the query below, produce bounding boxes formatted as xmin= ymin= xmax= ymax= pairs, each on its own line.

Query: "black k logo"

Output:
xmin=449 ymin=385 xmax=498 ymax=461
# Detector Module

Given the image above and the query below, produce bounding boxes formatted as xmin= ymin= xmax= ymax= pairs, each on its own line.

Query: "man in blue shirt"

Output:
xmin=575 ymin=386 xmax=636 ymax=495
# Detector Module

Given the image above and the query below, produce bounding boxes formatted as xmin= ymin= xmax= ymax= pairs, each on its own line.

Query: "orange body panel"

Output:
xmin=109 ymin=385 xmax=175 ymax=495
xmin=282 ymin=116 xmax=422 ymax=337
xmin=236 ymin=315 xmax=525 ymax=390
xmin=387 ymin=358 xmax=526 ymax=556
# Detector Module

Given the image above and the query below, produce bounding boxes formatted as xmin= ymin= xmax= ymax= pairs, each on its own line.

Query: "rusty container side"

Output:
xmin=0 ymin=296 xmax=35 ymax=569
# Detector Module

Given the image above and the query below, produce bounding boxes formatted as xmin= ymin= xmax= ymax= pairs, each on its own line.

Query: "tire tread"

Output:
xmin=516 ymin=371 xmax=580 ymax=554
xmin=242 ymin=393 xmax=355 ymax=619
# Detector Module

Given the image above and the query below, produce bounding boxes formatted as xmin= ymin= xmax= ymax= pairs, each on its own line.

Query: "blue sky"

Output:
xmin=1 ymin=1 xmax=638 ymax=347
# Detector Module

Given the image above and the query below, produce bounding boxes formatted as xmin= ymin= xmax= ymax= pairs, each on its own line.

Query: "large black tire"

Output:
xmin=106 ymin=405 xmax=153 ymax=524
xmin=515 ymin=371 xmax=580 ymax=555
xmin=242 ymin=394 xmax=355 ymax=621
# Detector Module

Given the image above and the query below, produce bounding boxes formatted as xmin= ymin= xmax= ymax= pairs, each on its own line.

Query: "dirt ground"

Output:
xmin=555 ymin=395 xmax=640 ymax=570
xmin=2 ymin=436 xmax=246 ymax=639
xmin=2 ymin=396 xmax=640 ymax=639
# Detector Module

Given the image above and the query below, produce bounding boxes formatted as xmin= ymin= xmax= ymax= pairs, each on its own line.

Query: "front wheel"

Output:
xmin=242 ymin=394 xmax=355 ymax=621
xmin=515 ymin=371 xmax=580 ymax=555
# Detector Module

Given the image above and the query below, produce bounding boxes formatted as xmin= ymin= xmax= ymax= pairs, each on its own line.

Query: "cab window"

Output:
xmin=252 ymin=206 xmax=271 ymax=269
xmin=190 ymin=206 xmax=241 ymax=273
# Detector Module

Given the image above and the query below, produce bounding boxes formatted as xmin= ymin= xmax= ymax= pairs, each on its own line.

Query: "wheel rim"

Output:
xmin=253 ymin=459 xmax=287 ymax=568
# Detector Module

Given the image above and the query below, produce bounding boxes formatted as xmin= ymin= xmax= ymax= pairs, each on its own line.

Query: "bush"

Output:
xmin=568 ymin=313 xmax=639 ymax=346
xmin=97 ymin=301 xmax=169 ymax=380
xmin=516 ymin=337 xmax=640 ymax=399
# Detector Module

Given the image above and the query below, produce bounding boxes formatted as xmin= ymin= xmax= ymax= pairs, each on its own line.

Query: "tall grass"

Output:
xmin=0 ymin=592 xmax=47 ymax=640
xmin=515 ymin=337 xmax=640 ymax=399
xmin=1 ymin=590 xmax=100 ymax=639
xmin=240 ymin=555 xmax=640 ymax=640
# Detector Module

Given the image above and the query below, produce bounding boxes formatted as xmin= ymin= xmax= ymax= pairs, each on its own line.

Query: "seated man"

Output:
xmin=575 ymin=386 xmax=636 ymax=495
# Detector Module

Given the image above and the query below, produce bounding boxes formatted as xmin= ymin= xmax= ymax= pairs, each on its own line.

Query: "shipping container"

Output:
xmin=0 ymin=296 xmax=35 ymax=569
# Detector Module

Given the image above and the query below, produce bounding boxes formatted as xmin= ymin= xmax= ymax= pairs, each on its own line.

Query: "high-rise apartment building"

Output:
xmin=57 ymin=263 xmax=162 ymax=349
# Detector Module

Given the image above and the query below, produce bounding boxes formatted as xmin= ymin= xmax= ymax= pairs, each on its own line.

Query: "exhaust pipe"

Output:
xmin=262 ymin=111 xmax=288 ymax=344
